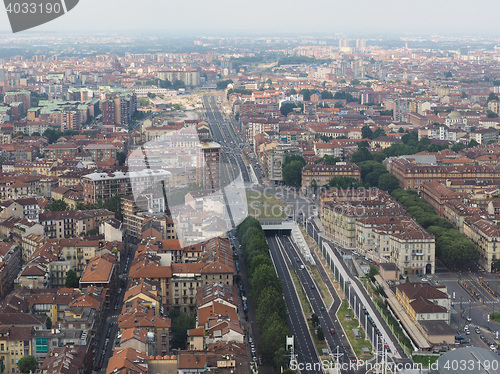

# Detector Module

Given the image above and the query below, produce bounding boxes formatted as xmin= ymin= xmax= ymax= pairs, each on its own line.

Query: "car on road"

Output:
xmin=311 ymin=284 xmax=315 ymax=289
xmin=490 ymin=344 xmax=497 ymax=351
xmin=320 ymin=306 xmax=325 ymax=311
xmin=466 ymin=316 xmax=472 ymax=322
xmin=329 ymin=328 xmax=335 ymax=334
xmin=475 ymin=327 xmax=480 ymax=334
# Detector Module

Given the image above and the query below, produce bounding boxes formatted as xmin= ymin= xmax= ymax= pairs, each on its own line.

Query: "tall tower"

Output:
xmin=196 ymin=140 xmax=221 ymax=191
xmin=356 ymin=39 xmax=367 ymax=52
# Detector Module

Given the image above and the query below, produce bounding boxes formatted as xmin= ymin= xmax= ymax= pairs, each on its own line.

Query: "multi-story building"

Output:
xmin=0 ymin=326 xmax=33 ymax=374
xmin=266 ymin=144 xmax=301 ymax=184
xmin=301 ymin=162 xmax=361 ymax=194
xmin=420 ymin=181 xmax=469 ymax=216
xmin=396 ymin=283 xmax=451 ymax=323
xmin=84 ymin=144 xmax=118 ymax=162
xmin=196 ymin=141 xmax=220 ymax=191
xmin=471 ymin=128 xmax=498 ymax=145
xmin=386 ymin=157 xmax=500 ymax=190
xmin=463 ymin=218 xmax=500 ymax=272
xmin=156 ymin=69 xmax=200 ymax=87
xmin=44 ymin=143 xmax=78 ymax=160
xmin=322 ymin=188 xmax=435 ymax=274
xmin=39 ymin=209 xmax=114 ymax=239
xmin=82 ymin=170 xmax=171 ymax=204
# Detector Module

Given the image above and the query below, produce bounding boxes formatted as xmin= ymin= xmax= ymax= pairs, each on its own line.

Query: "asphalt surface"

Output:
xmin=267 ymin=235 xmax=323 ymax=374
xmin=202 ymin=95 xmax=250 ymax=184
xmin=279 ymin=235 xmax=357 ymax=373
xmin=95 ymin=240 xmax=136 ymax=373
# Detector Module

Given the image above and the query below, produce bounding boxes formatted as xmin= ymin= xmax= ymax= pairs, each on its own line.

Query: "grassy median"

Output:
xmin=247 ymin=192 xmax=289 ymax=219
xmin=337 ymin=299 xmax=373 ymax=361
xmin=290 ymin=268 xmax=329 ymax=356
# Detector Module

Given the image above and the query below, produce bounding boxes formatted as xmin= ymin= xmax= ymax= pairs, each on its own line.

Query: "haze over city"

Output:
xmin=0 ymin=1 xmax=500 ymax=373
xmin=1 ymin=0 xmax=500 ymax=35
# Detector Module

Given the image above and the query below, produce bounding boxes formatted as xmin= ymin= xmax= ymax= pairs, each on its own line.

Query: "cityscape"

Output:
xmin=0 ymin=3 xmax=500 ymax=373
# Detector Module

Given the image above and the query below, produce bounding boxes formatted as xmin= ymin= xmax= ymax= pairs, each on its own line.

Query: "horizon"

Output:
xmin=0 ymin=0 xmax=500 ymax=37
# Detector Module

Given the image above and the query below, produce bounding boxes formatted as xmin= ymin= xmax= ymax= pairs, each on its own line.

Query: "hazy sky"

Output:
xmin=1 ymin=0 xmax=499 ymax=36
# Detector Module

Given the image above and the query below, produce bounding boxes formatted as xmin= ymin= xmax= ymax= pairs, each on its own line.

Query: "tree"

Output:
xmin=378 ymin=173 xmax=400 ymax=193
xmin=168 ymin=309 xmax=196 ymax=350
xmin=361 ymin=125 xmax=373 ymax=139
xmin=280 ymin=102 xmax=297 ymax=116
xmin=216 ymin=79 xmax=233 ymax=90
xmin=351 ymin=147 xmax=373 ymax=164
xmin=494 ymin=259 xmax=500 ymax=271
xmin=256 ymin=288 xmax=287 ymax=328
xmin=329 ymin=176 xmax=363 ymax=189
xmin=117 ymin=152 xmax=126 ymax=166
xmin=86 ymin=228 xmax=99 ymax=236
xmin=372 ymin=128 xmax=386 ymax=139
xmin=250 ymin=264 xmax=282 ymax=299
xmin=367 ymin=265 xmax=379 ymax=280
xmin=321 ymin=90 xmax=333 ymax=100
xmin=45 ymin=316 xmax=52 ymax=329
xmin=282 ymin=155 xmax=306 ymax=188
xmin=398 ymin=127 xmax=405 ymax=133
xmin=351 ymin=79 xmax=360 ymax=86
xmin=65 ymin=269 xmax=79 ymax=288
xmin=105 ymin=194 xmax=123 ymax=221
xmin=467 ymin=139 xmax=479 ymax=148
xmin=258 ymin=316 xmax=289 ymax=367
xmin=334 ymin=101 xmax=343 ymax=108
xmin=311 ymin=179 xmax=318 ymax=195
xmin=299 ymin=89 xmax=315 ymax=101
xmin=451 ymin=142 xmax=466 ymax=152
xmin=18 ymin=356 xmax=37 ymax=373
xmin=283 ymin=161 xmax=303 ymax=187
xmin=316 ymin=327 xmax=325 ymax=341
xmin=47 ymin=198 xmax=68 ymax=212
xmin=311 ymin=313 xmax=319 ymax=327
xmin=487 ymin=92 xmax=499 ymax=103
xmin=316 ymin=154 xmax=340 ymax=165
xmin=487 ymin=110 xmax=498 ymax=118
xmin=42 ymin=128 xmax=62 ymax=144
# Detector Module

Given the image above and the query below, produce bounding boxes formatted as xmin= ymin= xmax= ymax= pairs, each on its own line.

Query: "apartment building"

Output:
xmin=196 ymin=141 xmax=221 ymax=191
xmin=84 ymin=144 xmax=118 ymax=162
xmin=266 ymin=144 xmax=302 ymax=184
xmin=386 ymin=157 xmax=500 ymax=190
xmin=420 ymin=181 xmax=468 ymax=216
xmin=39 ymin=209 xmax=114 ymax=239
xmin=82 ymin=170 xmax=170 ymax=204
xmin=463 ymin=218 xmax=500 ymax=272
xmin=301 ymin=162 xmax=361 ymax=194
xmin=322 ymin=188 xmax=435 ymax=274
xmin=44 ymin=143 xmax=78 ymax=160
